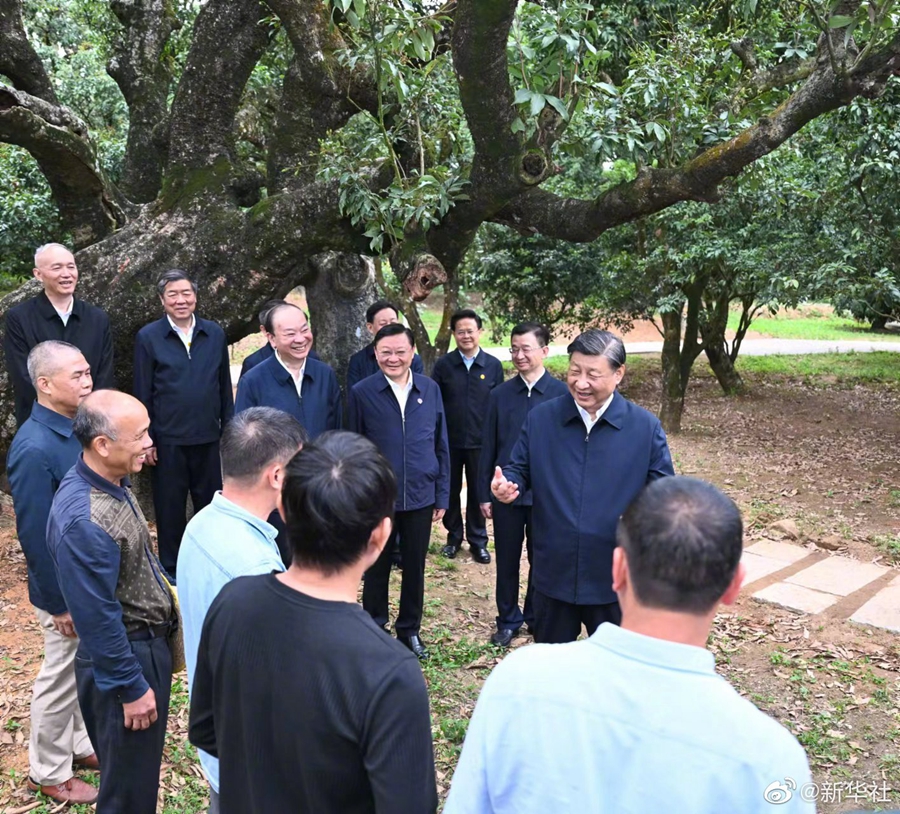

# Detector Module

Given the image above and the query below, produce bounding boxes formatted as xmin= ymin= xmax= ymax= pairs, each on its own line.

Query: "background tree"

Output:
xmin=1 ymin=0 xmax=899 ymax=461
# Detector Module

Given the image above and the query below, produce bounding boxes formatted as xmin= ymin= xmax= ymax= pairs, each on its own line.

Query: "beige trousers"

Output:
xmin=29 ymin=608 xmax=93 ymax=785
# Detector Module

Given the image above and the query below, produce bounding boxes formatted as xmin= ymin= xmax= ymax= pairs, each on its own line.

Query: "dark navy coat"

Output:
xmin=133 ymin=316 xmax=234 ymax=446
xmin=503 ymin=391 xmax=674 ymax=605
xmin=348 ymin=372 xmax=450 ymax=512
xmin=235 ymin=354 xmax=341 ymax=439
xmin=432 ymin=349 xmax=504 ymax=449
xmin=346 ymin=343 xmax=424 ymax=390
xmin=476 ymin=371 xmax=569 ymax=506
xmin=240 ymin=344 xmax=320 ymax=378
xmin=7 ymin=403 xmax=82 ymax=614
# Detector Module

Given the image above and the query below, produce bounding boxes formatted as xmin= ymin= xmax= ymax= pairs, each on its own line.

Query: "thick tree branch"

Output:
xmin=0 ymin=0 xmax=57 ymax=102
xmin=108 ymin=0 xmax=180 ymax=202
xmin=166 ymin=0 xmax=272 ymax=176
xmin=0 ymin=87 xmax=128 ymax=247
xmin=494 ymin=37 xmax=900 ymax=243
xmin=263 ymin=0 xmax=378 ymax=191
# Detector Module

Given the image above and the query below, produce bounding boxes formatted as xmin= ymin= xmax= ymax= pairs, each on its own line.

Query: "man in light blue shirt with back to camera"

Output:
xmin=445 ymin=476 xmax=814 ymax=814
xmin=177 ymin=407 xmax=307 ymax=814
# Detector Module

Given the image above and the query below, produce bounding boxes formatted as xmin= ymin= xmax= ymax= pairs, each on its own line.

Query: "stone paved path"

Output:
xmin=743 ymin=541 xmax=899 ymax=633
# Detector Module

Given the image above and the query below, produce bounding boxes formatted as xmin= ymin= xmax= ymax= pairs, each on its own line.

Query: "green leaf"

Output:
xmin=544 ymin=95 xmax=569 ymax=120
xmin=352 ymin=0 xmax=365 ymax=19
xmin=597 ymin=81 xmax=618 ymax=96
xmin=510 ymin=118 xmax=526 ymax=134
xmin=514 ymin=88 xmax=533 ymax=105
xmin=652 ymin=122 xmax=666 ymax=143
xmin=828 ymin=14 xmax=854 ymax=28
xmin=530 ymin=92 xmax=547 ymax=117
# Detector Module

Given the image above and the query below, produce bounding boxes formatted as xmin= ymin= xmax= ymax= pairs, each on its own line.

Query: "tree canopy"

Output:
xmin=1 ymin=0 xmax=899 ymax=454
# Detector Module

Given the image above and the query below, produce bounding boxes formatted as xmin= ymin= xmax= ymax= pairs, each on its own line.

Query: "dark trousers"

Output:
xmin=363 ymin=506 xmax=433 ymax=637
xmin=444 ymin=447 xmax=487 ymax=550
xmin=532 ymin=590 xmax=621 ymax=644
xmin=493 ymin=502 xmax=534 ymax=631
xmin=152 ymin=441 xmax=222 ymax=576
xmin=75 ymin=636 xmax=172 ymax=814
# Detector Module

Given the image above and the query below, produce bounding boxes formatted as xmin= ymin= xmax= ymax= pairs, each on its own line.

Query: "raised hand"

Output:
xmin=491 ymin=466 xmax=519 ymax=504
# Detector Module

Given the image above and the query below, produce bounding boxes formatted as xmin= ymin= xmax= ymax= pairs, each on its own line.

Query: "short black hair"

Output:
xmin=373 ymin=323 xmax=415 ymax=348
xmin=567 ymin=329 xmax=626 ymax=369
xmin=282 ymin=431 xmax=397 ymax=576
xmin=258 ymin=299 xmax=287 ymax=327
xmin=511 ymin=321 xmax=550 ymax=347
xmin=156 ymin=269 xmax=197 ymax=297
xmin=616 ymin=477 xmax=743 ymax=614
xmin=450 ymin=308 xmax=482 ymax=331
xmin=366 ymin=300 xmax=399 ymax=324
xmin=221 ymin=408 xmax=308 ymax=484
xmin=264 ymin=303 xmax=307 ymax=334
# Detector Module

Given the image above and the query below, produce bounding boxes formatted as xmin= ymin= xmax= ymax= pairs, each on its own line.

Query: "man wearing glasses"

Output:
xmin=432 ymin=309 xmax=503 ymax=564
xmin=348 ymin=323 xmax=450 ymax=660
xmin=491 ymin=330 xmax=674 ymax=644
xmin=478 ymin=323 xmax=567 ymax=647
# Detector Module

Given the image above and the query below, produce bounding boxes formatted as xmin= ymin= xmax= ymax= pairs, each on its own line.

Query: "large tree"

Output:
xmin=0 ymin=0 xmax=898 ymax=462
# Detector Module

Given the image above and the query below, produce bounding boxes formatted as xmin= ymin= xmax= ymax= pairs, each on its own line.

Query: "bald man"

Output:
xmin=8 ymin=342 xmax=97 ymax=805
xmin=47 ymin=391 xmax=178 ymax=814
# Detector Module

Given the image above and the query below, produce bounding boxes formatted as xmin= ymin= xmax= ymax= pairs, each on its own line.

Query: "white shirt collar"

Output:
xmin=520 ymin=370 xmax=545 ymax=392
xmin=385 ymin=371 xmax=414 ymax=415
xmin=275 ymin=350 xmax=306 ymax=397
xmin=577 ymin=392 xmax=615 ymax=433
xmin=167 ymin=313 xmax=195 ymax=336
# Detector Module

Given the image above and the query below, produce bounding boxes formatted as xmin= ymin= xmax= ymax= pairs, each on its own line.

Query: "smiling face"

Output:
xmin=510 ymin=331 xmax=549 ymax=378
xmin=366 ymin=306 xmax=399 ymax=337
xmin=566 ymin=352 xmax=625 ymax=416
xmin=269 ymin=306 xmax=313 ymax=365
xmin=375 ymin=330 xmax=414 ymax=383
xmin=102 ymin=402 xmax=154 ymax=478
xmin=453 ymin=317 xmax=481 ymax=355
xmin=37 ymin=349 xmax=93 ymax=418
xmin=160 ymin=278 xmax=197 ymax=323
xmin=33 ymin=246 xmax=78 ymax=300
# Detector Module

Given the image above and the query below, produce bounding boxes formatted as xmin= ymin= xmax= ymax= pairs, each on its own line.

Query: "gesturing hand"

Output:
xmin=491 ymin=466 xmax=519 ymax=504
xmin=123 ymin=688 xmax=158 ymax=731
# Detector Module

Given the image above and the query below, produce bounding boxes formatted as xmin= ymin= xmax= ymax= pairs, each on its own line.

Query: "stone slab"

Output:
xmin=744 ymin=540 xmax=810 ymax=563
xmin=741 ymin=553 xmax=793 ymax=585
xmin=850 ymin=575 xmax=900 ymax=633
xmin=786 ymin=558 xmax=888 ymax=597
xmin=753 ymin=582 xmax=839 ymax=614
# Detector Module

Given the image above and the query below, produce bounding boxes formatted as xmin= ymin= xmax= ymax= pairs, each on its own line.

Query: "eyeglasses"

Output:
xmin=509 ymin=346 xmax=542 ymax=356
xmin=377 ymin=349 xmax=411 ymax=360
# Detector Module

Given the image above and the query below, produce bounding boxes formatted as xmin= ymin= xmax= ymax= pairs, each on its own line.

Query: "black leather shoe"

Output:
xmin=397 ymin=634 xmax=429 ymax=660
xmin=490 ymin=628 xmax=520 ymax=647
xmin=441 ymin=544 xmax=459 ymax=559
xmin=471 ymin=546 xmax=491 ymax=564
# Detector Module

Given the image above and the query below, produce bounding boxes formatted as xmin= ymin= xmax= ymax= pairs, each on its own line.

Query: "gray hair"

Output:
xmin=73 ymin=397 xmax=119 ymax=446
xmin=34 ymin=243 xmax=73 ymax=267
xmin=567 ymin=329 xmax=626 ymax=370
xmin=26 ymin=340 xmax=83 ymax=387
xmin=156 ymin=269 xmax=198 ymax=297
xmin=221 ymin=407 xmax=309 ymax=484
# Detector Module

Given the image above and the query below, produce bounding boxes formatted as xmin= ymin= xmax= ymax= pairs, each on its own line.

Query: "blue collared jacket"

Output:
xmin=133 ymin=316 xmax=234 ymax=446
xmin=503 ymin=392 xmax=674 ymax=605
xmin=348 ymin=373 xmax=450 ymax=512
xmin=477 ymin=371 xmax=569 ymax=507
xmin=346 ymin=343 xmax=424 ymax=391
xmin=432 ymin=348 xmax=504 ymax=449
xmin=7 ymin=402 xmax=82 ymax=614
xmin=235 ymin=354 xmax=341 ymax=439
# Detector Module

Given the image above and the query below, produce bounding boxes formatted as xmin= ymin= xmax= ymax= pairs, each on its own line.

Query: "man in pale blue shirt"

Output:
xmin=177 ymin=407 xmax=307 ymax=813
xmin=446 ymin=476 xmax=814 ymax=814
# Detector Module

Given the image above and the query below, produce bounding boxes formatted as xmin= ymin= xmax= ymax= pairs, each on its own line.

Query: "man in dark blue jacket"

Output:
xmin=477 ymin=323 xmax=568 ymax=647
xmin=346 ymin=300 xmax=424 ymax=390
xmin=4 ymin=243 xmax=115 ymax=427
xmin=8 ymin=341 xmax=97 ymax=806
xmin=492 ymin=330 xmax=674 ymax=644
xmin=432 ymin=309 xmax=503 ymax=564
xmin=133 ymin=270 xmax=234 ymax=578
xmin=348 ymin=323 xmax=450 ymax=660
xmin=235 ymin=303 xmax=341 ymax=438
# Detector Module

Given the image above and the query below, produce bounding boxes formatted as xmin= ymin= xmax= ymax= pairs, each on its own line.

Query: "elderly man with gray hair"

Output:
xmin=4 ymin=243 xmax=114 ymax=427
xmin=177 ymin=407 xmax=308 ymax=814
xmin=133 ymin=269 xmax=234 ymax=580
xmin=8 ymin=341 xmax=98 ymax=805
xmin=491 ymin=330 xmax=675 ymax=644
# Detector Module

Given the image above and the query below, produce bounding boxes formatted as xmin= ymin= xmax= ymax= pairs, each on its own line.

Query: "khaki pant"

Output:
xmin=29 ymin=608 xmax=93 ymax=785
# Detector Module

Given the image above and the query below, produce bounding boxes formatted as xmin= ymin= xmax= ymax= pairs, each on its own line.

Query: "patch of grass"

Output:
xmin=870 ymin=533 xmax=900 ymax=563
xmin=736 ymin=352 xmax=900 ymax=385
xmin=729 ymin=309 xmax=900 ymax=342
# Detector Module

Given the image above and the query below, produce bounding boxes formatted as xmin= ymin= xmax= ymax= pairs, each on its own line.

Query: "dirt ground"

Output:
xmin=1 ymin=364 xmax=898 ymax=813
